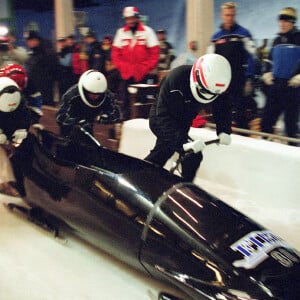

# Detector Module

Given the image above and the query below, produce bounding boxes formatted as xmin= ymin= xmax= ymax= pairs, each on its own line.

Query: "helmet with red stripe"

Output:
xmin=190 ymin=54 xmax=231 ymax=104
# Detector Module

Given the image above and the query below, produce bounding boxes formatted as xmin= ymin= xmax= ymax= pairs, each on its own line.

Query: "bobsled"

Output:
xmin=10 ymin=126 xmax=300 ymax=300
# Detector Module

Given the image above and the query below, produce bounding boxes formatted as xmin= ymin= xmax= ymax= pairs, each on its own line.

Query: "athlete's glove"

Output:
xmin=262 ymin=72 xmax=274 ymax=86
xmin=183 ymin=139 xmax=205 ymax=153
xmin=78 ymin=119 xmax=91 ymax=130
xmin=97 ymin=114 xmax=110 ymax=124
xmin=288 ymin=74 xmax=300 ymax=88
xmin=12 ymin=129 xmax=28 ymax=144
xmin=218 ymin=132 xmax=231 ymax=145
xmin=32 ymin=123 xmax=45 ymax=130
xmin=0 ymin=129 xmax=7 ymax=144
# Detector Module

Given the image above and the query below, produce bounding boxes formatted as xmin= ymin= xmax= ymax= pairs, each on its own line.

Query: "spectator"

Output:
xmin=101 ymin=35 xmax=113 ymax=63
xmin=208 ymin=1 xmax=256 ymax=130
xmin=0 ymin=31 xmax=28 ymax=68
xmin=171 ymin=40 xmax=198 ymax=69
xmin=24 ymin=30 xmax=60 ymax=106
xmin=156 ymin=29 xmax=176 ymax=71
xmin=57 ymin=37 xmax=75 ymax=96
xmin=144 ymin=54 xmax=232 ymax=182
xmin=66 ymin=34 xmax=88 ymax=82
xmin=56 ymin=69 xmax=120 ymax=137
xmin=84 ymin=30 xmax=105 ymax=74
xmin=256 ymin=38 xmax=269 ymax=64
xmin=111 ymin=6 xmax=159 ymax=120
xmin=66 ymin=34 xmax=76 ymax=49
xmin=100 ymin=34 xmax=121 ymax=93
xmin=0 ymin=77 xmax=31 ymax=197
xmin=261 ymin=7 xmax=300 ymax=145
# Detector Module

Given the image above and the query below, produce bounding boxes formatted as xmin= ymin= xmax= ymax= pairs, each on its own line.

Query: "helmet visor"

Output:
xmin=0 ymin=85 xmax=19 ymax=96
xmin=195 ymin=69 xmax=218 ymax=99
xmin=0 ymin=86 xmax=21 ymax=112
xmin=83 ymin=88 xmax=105 ymax=108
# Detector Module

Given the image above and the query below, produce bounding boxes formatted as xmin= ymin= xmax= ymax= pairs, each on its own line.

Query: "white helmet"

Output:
xmin=0 ymin=77 xmax=21 ymax=112
xmin=78 ymin=70 xmax=107 ymax=108
xmin=122 ymin=6 xmax=140 ymax=18
xmin=190 ymin=54 xmax=231 ymax=104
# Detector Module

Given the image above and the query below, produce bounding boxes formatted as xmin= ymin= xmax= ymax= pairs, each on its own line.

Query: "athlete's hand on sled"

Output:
xmin=288 ymin=74 xmax=300 ymax=88
xmin=32 ymin=123 xmax=45 ymax=130
xmin=78 ymin=119 xmax=91 ymax=130
xmin=262 ymin=72 xmax=274 ymax=86
xmin=0 ymin=129 xmax=7 ymax=144
xmin=97 ymin=114 xmax=110 ymax=124
xmin=218 ymin=132 xmax=231 ymax=145
xmin=12 ymin=129 xmax=28 ymax=144
xmin=183 ymin=139 xmax=205 ymax=154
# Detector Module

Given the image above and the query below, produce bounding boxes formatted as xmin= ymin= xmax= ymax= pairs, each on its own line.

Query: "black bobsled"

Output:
xmin=11 ymin=126 xmax=300 ymax=300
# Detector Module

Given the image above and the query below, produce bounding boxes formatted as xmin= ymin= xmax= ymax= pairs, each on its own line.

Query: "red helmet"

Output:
xmin=0 ymin=64 xmax=28 ymax=91
xmin=0 ymin=36 xmax=9 ymax=45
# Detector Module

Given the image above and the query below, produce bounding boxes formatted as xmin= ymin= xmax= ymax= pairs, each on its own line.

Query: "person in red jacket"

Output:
xmin=111 ymin=6 xmax=159 ymax=120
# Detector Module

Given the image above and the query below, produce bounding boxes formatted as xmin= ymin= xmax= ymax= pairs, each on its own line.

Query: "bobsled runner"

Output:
xmin=8 ymin=126 xmax=300 ymax=300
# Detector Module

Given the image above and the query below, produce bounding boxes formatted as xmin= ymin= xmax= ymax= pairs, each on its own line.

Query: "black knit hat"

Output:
xmin=24 ymin=30 xmax=41 ymax=40
xmin=156 ymin=29 xmax=166 ymax=34
xmin=57 ymin=37 xmax=66 ymax=42
xmin=85 ymin=29 xmax=96 ymax=38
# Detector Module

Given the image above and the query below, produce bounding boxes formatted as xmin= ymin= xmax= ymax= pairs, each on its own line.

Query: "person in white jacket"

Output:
xmin=0 ymin=31 xmax=28 ymax=68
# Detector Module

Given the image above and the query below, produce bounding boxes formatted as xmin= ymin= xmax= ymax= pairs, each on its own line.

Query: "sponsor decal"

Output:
xmin=230 ymin=230 xmax=296 ymax=269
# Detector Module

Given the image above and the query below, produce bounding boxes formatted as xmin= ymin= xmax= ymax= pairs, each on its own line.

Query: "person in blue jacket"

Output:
xmin=261 ymin=7 xmax=300 ymax=145
xmin=208 ymin=1 xmax=256 ymax=130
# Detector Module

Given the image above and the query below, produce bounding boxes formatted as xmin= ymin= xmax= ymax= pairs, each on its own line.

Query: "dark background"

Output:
xmin=13 ymin=0 xmax=101 ymax=11
xmin=13 ymin=0 xmax=186 ymax=56
xmin=11 ymin=0 xmax=300 ymax=56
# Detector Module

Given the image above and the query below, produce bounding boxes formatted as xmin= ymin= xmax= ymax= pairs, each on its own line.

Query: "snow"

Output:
xmin=0 ymin=195 xmax=183 ymax=300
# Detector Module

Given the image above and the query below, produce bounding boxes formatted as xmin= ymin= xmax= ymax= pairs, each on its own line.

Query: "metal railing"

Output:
xmin=204 ymin=122 xmax=300 ymax=145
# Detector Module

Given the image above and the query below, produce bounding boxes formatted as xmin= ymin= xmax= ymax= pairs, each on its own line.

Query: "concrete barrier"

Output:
xmin=119 ymin=119 xmax=300 ymax=248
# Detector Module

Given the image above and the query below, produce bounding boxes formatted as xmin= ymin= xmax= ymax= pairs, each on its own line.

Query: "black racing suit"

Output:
xmin=56 ymin=84 xmax=120 ymax=137
xmin=1 ymin=99 xmax=32 ymax=195
xmin=145 ymin=65 xmax=232 ymax=181
xmin=0 ymin=99 xmax=31 ymax=140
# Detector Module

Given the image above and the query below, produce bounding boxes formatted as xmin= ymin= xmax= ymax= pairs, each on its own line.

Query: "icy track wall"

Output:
xmin=119 ymin=119 xmax=300 ymax=226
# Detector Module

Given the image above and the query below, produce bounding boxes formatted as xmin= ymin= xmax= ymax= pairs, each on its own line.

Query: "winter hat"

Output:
xmin=156 ymin=29 xmax=166 ymax=34
xmin=84 ymin=29 xmax=96 ymax=38
xmin=278 ymin=7 xmax=297 ymax=23
xmin=24 ymin=30 xmax=41 ymax=40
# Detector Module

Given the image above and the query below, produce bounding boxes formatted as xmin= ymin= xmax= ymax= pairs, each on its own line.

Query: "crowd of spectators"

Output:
xmin=0 ymin=2 xmax=299 ymax=143
xmin=0 ymin=2 xmax=299 ymax=197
